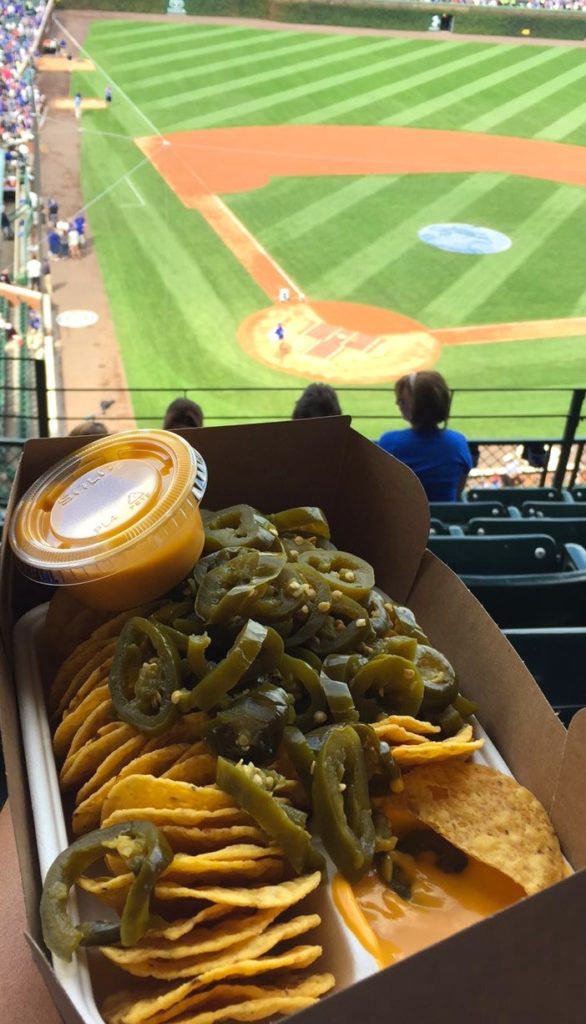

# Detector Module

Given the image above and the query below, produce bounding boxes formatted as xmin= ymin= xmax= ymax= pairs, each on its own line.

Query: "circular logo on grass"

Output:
xmin=418 ymin=224 xmax=512 ymax=255
xmin=56 ymin=310 xmax=99 ymax=329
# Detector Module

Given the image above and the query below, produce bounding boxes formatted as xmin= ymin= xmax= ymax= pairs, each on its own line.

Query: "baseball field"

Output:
xmin=66 ymin=18 xmax=586 ymax=437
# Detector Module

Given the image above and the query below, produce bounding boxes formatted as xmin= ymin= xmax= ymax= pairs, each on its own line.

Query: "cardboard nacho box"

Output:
xmin=1 ymin=416 xmax=586 ymax=1024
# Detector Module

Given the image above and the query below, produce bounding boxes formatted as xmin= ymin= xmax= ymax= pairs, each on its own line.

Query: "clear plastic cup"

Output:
xmin=8 ymin=429 xmax=208 ymax=611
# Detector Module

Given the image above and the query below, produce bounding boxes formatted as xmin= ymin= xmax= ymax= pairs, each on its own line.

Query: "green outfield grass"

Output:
xmin=70 ymin=20 xmax=586 ymax=438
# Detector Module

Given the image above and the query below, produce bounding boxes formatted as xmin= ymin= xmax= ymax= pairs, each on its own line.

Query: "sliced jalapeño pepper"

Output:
xmin=351 ymin=655 xmax=424 ymax=719
xmin=319 ymin=673 xmax=359 ymax=723
xmin=203 ymin=504 xmax=278 ymax=554
xmin=205 ymin=683 xmax=292 ymax=765
xmin=312 ymin=725 xmax=375 ymax=882
xmin=40 ymin=821 xmax=172 ymax=961
xmin=216 ymin=757 xmax=324 ymax=875
xmin=109 ymin=617 xmax=181 ymax=736
xmin=195 ymin=549 xmax=286 ymax=625
xmin=173 ymin=619 xmax=271 ymax=712
xmin=416 ymin=645 xmax=459 ymax=713
xmin=298 ymin=550 xmax=375 ymax=602
xmin=269 ymin=507 xmax=331 ymax=540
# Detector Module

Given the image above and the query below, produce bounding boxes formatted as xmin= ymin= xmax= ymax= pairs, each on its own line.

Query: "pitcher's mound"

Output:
xmin=52 ymin=97 xmax=108 ymax=111
xmin=239 ymin=300 xmax=440 ymax=384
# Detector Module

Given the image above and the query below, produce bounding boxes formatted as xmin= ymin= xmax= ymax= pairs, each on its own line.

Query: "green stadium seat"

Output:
xmin=522 ymin=501 xmax=586 ymax=519
xmin=429 ymin=501 xmax=513 ymax=524
xmin=468 ymin=517 xmax=586 ymax=546
xmin=570 ymin=487 xmax=586 ymax=502
xmin=465 ymin=486 xmax=564 ymax=506
xmin=428 ymin=534 xmax=561 ymax=574
xmin=504 ymin=628 xmax=586 ymax=725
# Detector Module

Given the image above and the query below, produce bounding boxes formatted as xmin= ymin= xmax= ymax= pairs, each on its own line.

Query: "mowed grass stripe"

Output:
xmin=420 ymin=186 xmax=586 ymax=324
xmin=464 ymin=57 xmax=586 ymax=133
xmin=262 ymin=176 xmax=398 ymax=245
xmin=289 ymin=42 xmax=506 ymax=125
xmin=101 ymin=24 xmax=246 ymax=59
xmin=111 ymin=27 xmax=286 ymax=75
xmin=384 ymin=46 xmax=570 ymax=126
xmin=311 ymin=174 xmax=506 ymax=299
xmin=130 ymin=31 xmax=351 ymax=96
xmin=534 ymin=99 xmax=586 ymax=141
xmin=168 ymin=39 xmax=446 ymax=130
xmin=146 ymin=36 xmax=397 ymax=113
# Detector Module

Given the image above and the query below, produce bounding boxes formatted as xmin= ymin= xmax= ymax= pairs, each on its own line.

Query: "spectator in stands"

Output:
xmin=69 ymin=420 xmax=109 ymax=437
xmin=163 ymin=397 xmax=204 ymax=430
xmin=377 ymin=371 xmax=473 ymax=502
xmin=68 ymin=222 xmax=80 ymax=258
xmin=47 ymin=197 xmax=58 ymax=223
xmin=292 ymin=383 xmax=342 ymax=419
xmin=26 ymin=251 xmax=41 ymax=289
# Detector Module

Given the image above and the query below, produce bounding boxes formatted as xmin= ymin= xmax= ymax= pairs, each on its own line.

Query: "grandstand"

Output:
xmin=1 ymin=1 xmax=586 ymax=715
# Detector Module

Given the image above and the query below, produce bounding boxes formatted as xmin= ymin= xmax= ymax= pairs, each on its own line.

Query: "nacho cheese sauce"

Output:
xmin=333 ymin=803 xmax=524 ymax=968
xmin=9 ymin=430 xmax=207 ymax=611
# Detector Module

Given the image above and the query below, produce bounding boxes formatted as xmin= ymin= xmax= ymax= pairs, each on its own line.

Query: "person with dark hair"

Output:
xmin=292 ymin=383 xmax=342 ymax=419
xmin=377 ymin=371 xmax=472 ymax=501
xmin=163 ymin=398 xmax=204 ymax=430
xmin=69 ymin=420 xmax=108 ymax=437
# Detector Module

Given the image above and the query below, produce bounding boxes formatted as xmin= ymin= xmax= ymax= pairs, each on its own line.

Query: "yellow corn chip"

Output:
xmin=74 ymin=735 xmax=147 ymax=802
xmin=372 ymin=724 xmax=428 ymax=745
xmin=103 ymin=974 xmax=334 ymax=1024
xmin=60 ymin=723 xmax=137 ymax=788
xmin=146 ymin=871 xmax=322 ymax=909
xmin=101 ymin=776 xmax=235 ymax=820
xmin=162 ymin=754 xmax=217 ymax=785
xmin=103 ymin=908 xmax=279 ymax=963
xmin=402 ymin=761 xmax=565 ymax=895
xmin=101 ymin=807 xmax=248 ymax=831
xmin=145 ymin=904 xmax=232 ymax=941
xmin=160 ymin=825 xmax=266 ymax=854
xmin=102 ymin=913 xmax=321 ymax=979
xmin=373 ymin=715 xmax=441 ymax=736
xmin=391 ymin=737 xmax=484 ymax=766
xmin=72 ymin=744 xmax=193 ymax=835
xmin=54 ymin=690 xmax=113 ymax=762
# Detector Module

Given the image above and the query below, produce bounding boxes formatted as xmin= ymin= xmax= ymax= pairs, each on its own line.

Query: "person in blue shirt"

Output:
xmin=377 ymin=371 xmax=472 ymax=502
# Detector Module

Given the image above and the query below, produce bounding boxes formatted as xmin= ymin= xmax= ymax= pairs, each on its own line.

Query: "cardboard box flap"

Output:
xmin=551 ymin=708 xmax=586 ymax=869
xmin=407 ymin=551 xmax=566 ymax=811
xmin=291 ymin=871 xmax=586 ymax=1024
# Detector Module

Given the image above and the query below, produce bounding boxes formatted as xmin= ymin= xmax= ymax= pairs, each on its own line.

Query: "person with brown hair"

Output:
xmin=292 ymin=383 xmax=342 ymax=419
xmin=69 ymin=420 xmax=109 ymax=437
xmin=377 ymin=371 xmax=472 ymax=501
xmin=163 ymin=398 xmax=204 ymax=430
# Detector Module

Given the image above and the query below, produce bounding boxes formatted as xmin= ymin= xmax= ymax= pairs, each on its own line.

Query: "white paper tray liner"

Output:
xmin=15 ymin=603 xmax=513 ymax=1024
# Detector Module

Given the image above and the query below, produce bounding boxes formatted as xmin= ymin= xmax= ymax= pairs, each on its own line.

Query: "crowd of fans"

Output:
xmin=427 ymin=0 xmax=586 ymax=9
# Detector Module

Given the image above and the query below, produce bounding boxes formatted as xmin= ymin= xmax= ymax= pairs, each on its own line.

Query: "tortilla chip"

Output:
xmin=162 ymin=754 xmax=217 ymax=785
xmin=54 ymin=689 xmax=113 ymax=762
xmin=392 ymin=726 xmax=483 ymax=766
xmin=74 ymin=735 xmax=147 ymax=802
xmin=60 ymin=723 xmax=137 ymax=788
xmin=103 ymin=974 xmax=334 ymax=1024
xmin=102 ymin=913 xmax=321 ymax=979
xmin=372 ymin=724 xmax=428 ymax=745
xmin=160 ymin=825 xmax=266 ymax=854
xmin=145 ymin=904 xmax=232 ymax=941
xmin=402 ymin=761 xmax=565 ymax=895
xmin=150 ymin=871 xmax=322 ymax=909
xmin=52 ymin=644 xmax=116 ymax=722
xmin=102 ymin=777 xmax=235 ymax=820
xmin=73 ymin=744 xmax=194 ymax=834
xmin=373 ymin=715 xmax=441 ymax=736
xmin=102 ymin=908 xmax=279 ymax=963
xmin=101 ymin=807 xmax=249 ymax=831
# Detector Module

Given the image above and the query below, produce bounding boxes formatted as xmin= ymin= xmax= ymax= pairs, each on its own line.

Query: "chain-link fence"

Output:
xmin=0 ymin=438 xmax=24 ymax=508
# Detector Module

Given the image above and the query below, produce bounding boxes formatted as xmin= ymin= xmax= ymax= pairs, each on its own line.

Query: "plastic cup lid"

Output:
xmin=8 ymin=429 xmax=207 ymax=585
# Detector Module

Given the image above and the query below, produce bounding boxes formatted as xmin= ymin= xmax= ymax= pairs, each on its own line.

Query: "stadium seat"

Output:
xmin=429 ymin=518 xmax=451 ymax=536
xmin=428 ymin=534 xmax=563 ymax=574
xmin=465 ymin=486 xmax=564 ymax=506
xmin=429 ymin=501 xmax=513 ymax=524
xmin=522 ymin=501 xmax=586 ymax=519
xmin=504 ymin=628 xmax=586 ymax=725
xmin=468 ymin=517 xmax=586 ymax=546
xmin=570 ymin=487 xmax=586 ymax=502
